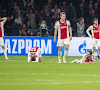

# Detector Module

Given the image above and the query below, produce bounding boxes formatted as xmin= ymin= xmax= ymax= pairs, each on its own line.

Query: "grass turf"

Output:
xmin=0 ymin=56 xmax=100 ymax=90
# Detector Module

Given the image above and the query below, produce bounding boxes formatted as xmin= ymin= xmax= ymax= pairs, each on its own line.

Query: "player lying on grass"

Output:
xmin=71 ymin=50 xmax=95 ymax=64
xmin=28 ymin=46 xmax=42 ymax=62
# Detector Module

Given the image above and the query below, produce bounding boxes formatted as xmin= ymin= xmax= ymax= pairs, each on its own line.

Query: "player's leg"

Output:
xmin=57 ymin=39 xmax=63 ymax=63
xmin=63 ymin=38 xmax=70 ymax=63
xmin=97 ymin=39 xmax=100 ymax=60
xmin=71 ymin=59 xmax=80 ymax=63
xmin=58 ymin=47 xmax=62 ymax=63
xmin=63 ymin=44 xmax=69 ymax=63
xmin=1 ymin=45 xmax=8 ymax=60
xmin=92 ymin=39 xmax=96 ymax=60
xmin=0 ymin=37 xmax=8 ymax=60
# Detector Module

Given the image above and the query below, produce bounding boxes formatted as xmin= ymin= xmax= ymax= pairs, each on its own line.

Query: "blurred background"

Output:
xmin=0 ymin=0 xmax=100 ymax=37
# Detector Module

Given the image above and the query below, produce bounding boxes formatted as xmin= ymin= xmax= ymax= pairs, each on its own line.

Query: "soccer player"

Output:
xmin=86 ymin=18 xmax=100 ymax=60
xmin=28 ymin=46 xmax=42 ymax=62
xmin=0 ymin=16 xmax=8 ymax=59
xmin=54 ymin=12 xmax=72 ymax=63
xmin=71 ymin=50 xmax=95 ymax=64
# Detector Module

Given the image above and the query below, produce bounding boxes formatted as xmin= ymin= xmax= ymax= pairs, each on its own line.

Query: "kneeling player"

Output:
xmin=28 ymin=46 xmax=42 ymax=62
xmin=71 ymin=50 xmax=95 ymax=64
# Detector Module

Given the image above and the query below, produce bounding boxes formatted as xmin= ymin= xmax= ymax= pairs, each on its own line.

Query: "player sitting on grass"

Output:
xmin=71 ymin=50 xmax=95 ymax=64
xmin=28 ymin=46 xmax=42 ymax=62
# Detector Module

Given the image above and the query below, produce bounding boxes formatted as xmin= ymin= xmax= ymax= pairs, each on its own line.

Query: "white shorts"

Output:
xmin=57 ymin=38 xmax=70 ymax=47
xmin=0 ymin=37 xmax=4 ymax=46
xmin=92 ymin=38 xmax=100 ymax=47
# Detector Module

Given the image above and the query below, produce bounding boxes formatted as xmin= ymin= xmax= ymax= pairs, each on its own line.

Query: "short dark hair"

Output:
xmin=88 ymin=50 xmax=92 ymax=55
xmin=31 ymin=56 xmax=36 ymax=61
xmin=79 ymin=17 xmax=84 ymax=22
xmin=94 ymin=18 xmax=98 ymax=21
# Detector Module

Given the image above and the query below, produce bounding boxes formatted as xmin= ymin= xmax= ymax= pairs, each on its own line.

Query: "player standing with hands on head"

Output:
xmin=0 ymin=16 xmax=8 ymax=60
xmin=54 ymin=12 xmax=72 ymax=63
xmin=86 ymin=18 xmax=100 ymax=60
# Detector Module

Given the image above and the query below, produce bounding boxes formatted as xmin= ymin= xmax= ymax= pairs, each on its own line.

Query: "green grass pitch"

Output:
xmin=0 ymin=56 xmax=100 ymax=90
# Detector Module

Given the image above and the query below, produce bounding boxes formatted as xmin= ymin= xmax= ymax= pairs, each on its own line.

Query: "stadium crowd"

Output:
xmin=0 ymin=0 xmax=100 ymax=36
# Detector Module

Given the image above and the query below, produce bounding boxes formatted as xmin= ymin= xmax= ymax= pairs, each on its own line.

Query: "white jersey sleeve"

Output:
xmin=36 ymin=48 xmax=42 ymax=57
xmin=82 ymin=54 xmax=87 ymax=60
xmin=54 ymin=21 xmax=59 ymax=29
xmin=86 ymin=26 xmax=93 ymax=37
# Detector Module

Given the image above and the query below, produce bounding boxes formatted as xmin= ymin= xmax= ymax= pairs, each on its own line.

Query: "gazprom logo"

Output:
xmin=79 ymin=40 xmax=92 ymax=54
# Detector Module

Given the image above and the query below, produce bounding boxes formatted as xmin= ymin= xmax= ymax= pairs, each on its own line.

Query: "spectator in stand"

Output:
xmin=15 ymin=10 xmax=23 ymax=24
xmin=5 ymin=16 xmax=13 ymax=36
xmin=43 ymin=12 xmax=53 ymax=29
xmin=21 ymin=24 xmax=28 ymax=36
xmin=41 ymin=5 xmax=51 ymax=14
xmin=65 ymin=2 xmax=76 ymax=20
xmin=27 ymin=9 xmax=36 ymax=29
xmin=77 ymin=3 xmax=85 ymax=18
xmin=12 ymin=18 xmax=19 ymax=36
xmin=88 ymin=4 xmax=93 ymax=16
xmin=88 ymin=9 xmax=98 ymax=25
xmin=28 ymin=30 xmax=34 ymax=36
xmin=60 ymin=1 xmax=67 ymax=12
xmin=94 ymin=2 xmax=99 ymax=18
xmin=74 ymin=17 xmax=86 ymax=37
xmin=25 ymin=2 xmax=32 ymax=14
xmin=51 ymin=4 xmax=61 ymax=21
xmin=12 ymin=2 xmax=19 ymax=17
xmin=38 ymin=20 xmax=49 ymax=36
xmin=21 ymin=28 xmax=28 ymax=36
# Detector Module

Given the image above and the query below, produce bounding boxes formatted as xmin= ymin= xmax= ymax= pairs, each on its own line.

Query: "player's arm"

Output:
xmin=1 ymin=17 xmax=7 ymax=24
xmin=68 ymin=21 xmax=72 ymax=41
xmin=54 ymin=28 xmax=58 ymax=42
xmin=69 ymin=27 xmax=72 ymax=41
xmin=28 ymin=53 xmax=32 ymax=62
xmin=86 ymin=26 xmax=93 ymax=38
xmin=89 ymin=60 xmax=95 ymax=64
xmin=82 ymin=59 xmax=88 ymax=64
xmin=38 ymin=48 xmax=42 ymax=62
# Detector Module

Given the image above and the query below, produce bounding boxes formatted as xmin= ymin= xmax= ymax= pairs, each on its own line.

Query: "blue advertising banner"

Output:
xmin=0 ymin=37 xmax=58 ymax=56
xmin=0 ymin=37 xmax=97 ymax=56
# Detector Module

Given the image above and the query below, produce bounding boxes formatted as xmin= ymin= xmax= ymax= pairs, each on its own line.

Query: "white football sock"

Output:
xmin=63 ymin=50 xmax=68 ymax=59
xmin=58 ymin=51 xmax=61 ymax=61
xmin=3 ymin=49 xmax=8 ymax=59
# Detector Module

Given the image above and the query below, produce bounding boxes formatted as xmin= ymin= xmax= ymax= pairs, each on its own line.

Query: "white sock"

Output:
xmin=98 ymin=49 xmax=100 ymax=55
xmin=3 ymin=49 xmax=8 ymax=59
xmin=63 ymin=50 xmax=68 ymax=59
xmin=93 ymin=50 xmax=95 ymax=56
xmin=58 ymin=51 xmax=61 ymax=61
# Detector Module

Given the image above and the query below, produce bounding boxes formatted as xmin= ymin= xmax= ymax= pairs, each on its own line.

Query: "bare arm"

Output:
xmin=1 ymin=17 xmax=7 ymax=24
xmin=54 ymin=28 xmax=58 ymax=42
xmin=69 ymin=27 xmax=72 ymax=41
xmin=86 ymin=26 xmax=93 ymax=38
xmin=82 ymin=59 xmax=95 ymax=64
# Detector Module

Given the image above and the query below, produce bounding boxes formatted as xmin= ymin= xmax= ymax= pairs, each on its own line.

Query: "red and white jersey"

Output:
xmin=82 ymin=54 xmax=94 ymax=62
xmin=55 ymin=20 xmax=71 ymax=39
xmin=86 ymin=24 xmax=100 ymax=39
xmin=28 ymin=47 xmax=42 ymax=62
xmin=0 ymin=21 xmax=4 ymax=37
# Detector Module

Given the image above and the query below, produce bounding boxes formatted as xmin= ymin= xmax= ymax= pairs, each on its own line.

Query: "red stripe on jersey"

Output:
xmin=59 ymin=20 xmax=67 ymax=39
xmin=30 ymin=47 xmax=39 ymax=52
xmin=85 ymin=55 xmax=93 ymax=62
xmin=0 ymin=23 xmax=2 ymax=37
xmin=30 ymin=47 xmax=39 ymax=56
xmin=93 ymin=24 xmax=100 ymax=39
